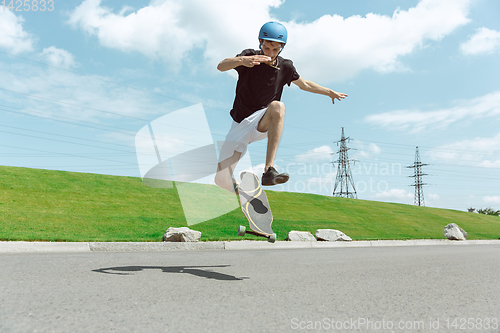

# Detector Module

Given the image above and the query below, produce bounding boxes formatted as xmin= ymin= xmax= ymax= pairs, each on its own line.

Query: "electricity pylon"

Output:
xmin=332 ymin=127 xmax=357 ymax=199
xmin=407 ymin=146 xmax=428 ymax=206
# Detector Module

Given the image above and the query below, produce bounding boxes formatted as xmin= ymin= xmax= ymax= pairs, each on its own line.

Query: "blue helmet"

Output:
xmin=258 ymin=21 xmax=287 ymax=45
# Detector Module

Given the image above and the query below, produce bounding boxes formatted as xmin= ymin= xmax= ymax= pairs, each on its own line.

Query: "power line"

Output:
xmin=3 ymin=50 xmax=500 ymax=161
xmin=0 ymin=104 xmax=210 ymax=152
xmin=1 ymin=51 xmax=499 ymax=189
xmin=0 ymin=144 xmax=136 ymax=166
xmin=0 ymin=124 xmax=136 ymax=152
xmin=0 ymin=49 xmax=218 ymax=112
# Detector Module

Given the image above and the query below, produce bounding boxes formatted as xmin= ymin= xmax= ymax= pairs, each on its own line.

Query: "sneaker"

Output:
xmin=261 ymin=166 xmax=289 ymax=186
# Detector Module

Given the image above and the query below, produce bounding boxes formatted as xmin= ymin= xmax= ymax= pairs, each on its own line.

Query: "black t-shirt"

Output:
xmin=230 ymin=49 xmax=300 ymax=123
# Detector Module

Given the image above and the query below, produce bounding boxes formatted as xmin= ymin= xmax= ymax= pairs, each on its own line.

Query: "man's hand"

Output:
xmin=240 ymin=55 xmax=272 ymax=68
xmin=217 ymin=55 xmax=272 ymax=71
xmin=292 ymin=77 xmax=348 ymax=104
xmin=330 ymin=90 xmax=348 ymax=104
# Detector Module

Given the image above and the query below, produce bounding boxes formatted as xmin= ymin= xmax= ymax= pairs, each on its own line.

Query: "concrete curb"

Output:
xmin=0 ymin=241 xmax=92 ymax=253
xmin=225 ymin=239 xmax=500 ymax=250
xmin=1 ymin=239 xmax=499 ymax=253
xmin=89 ymin=242 xmax=225 ymax=252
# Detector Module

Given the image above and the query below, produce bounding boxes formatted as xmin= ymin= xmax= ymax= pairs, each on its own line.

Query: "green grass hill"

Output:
xmin=1 ymin=165 xmax=499 ymax=242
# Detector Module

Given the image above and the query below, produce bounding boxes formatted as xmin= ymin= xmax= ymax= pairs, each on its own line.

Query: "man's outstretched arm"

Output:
xmin=292 ymin=77 xmax=347 ymax=104
xmin=217 ymin=55 xmax=272 ymax=72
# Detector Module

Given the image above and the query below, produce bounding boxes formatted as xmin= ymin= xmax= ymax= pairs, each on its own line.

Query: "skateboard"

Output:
xmin=237 ymin=171 xmax=276 ymax=243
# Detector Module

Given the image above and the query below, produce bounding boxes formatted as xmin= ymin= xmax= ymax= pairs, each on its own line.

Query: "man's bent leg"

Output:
xmin=257 ymin=100 xmax=285 ymax=172
xmin=215 ymin=151 xmax=242 ymax=194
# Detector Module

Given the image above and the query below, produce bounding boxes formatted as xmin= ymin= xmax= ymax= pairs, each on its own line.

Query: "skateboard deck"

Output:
xmin=237 ymin=171 xmax=276 ymax=243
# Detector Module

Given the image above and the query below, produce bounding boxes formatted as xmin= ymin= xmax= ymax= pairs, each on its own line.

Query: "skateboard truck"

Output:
xmin=238 ymin=225 xmax=276 ymax=243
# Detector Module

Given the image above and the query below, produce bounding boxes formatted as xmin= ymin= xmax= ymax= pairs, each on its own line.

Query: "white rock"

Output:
xmin=163 ymin=227 xmax=201 ymax=242
xmin=444 ymin=223 xmax=467 ymax=241
xmin=315 ymin=229 xmax=352 ymax=242
xmin=287 ymin=230 xmax=316 ymax=242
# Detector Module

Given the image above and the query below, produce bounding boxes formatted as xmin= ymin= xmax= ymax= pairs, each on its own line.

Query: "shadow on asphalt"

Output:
xmin=92 ymin=265 xmax=248 ymax=281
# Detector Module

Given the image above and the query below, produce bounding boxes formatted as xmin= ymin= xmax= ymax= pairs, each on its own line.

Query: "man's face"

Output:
xmin=260 ymin=40 xmax=284 ymax=61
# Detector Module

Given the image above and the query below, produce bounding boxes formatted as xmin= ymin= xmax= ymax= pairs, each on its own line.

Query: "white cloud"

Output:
xmin=352 ymin=141 xmax=381 ymax=159
xmin=428 ymin=193 xmax=440 ymax=200
xmin=241 ymin=163 xmax=266 ymax=179
xmin=484 ymin=196 xmax=500 ymax=204
xmin=424 ymin=193 xmax=440 ymax=206
xmin=295 ymin=145 xmax=334 ymax=162
xmin=429 ymin=132 xmax=500 ymax=167
xmin=364 ymin=91 xmax=500 ymax=132
xmin=460 ymin=27 xmax=500 ymax=55
xmin=0 ymin=10 xmax=35 ymax=54
xmin=0 ymin=61 xmax=172 ymax=122
xmin=288 ymin=0 xmax=471 ymax=81
xmin=39 ymin=47 xmax=77 ymax=69
xmin=479 ymin=160 xmax=500 ymax=168
xmin=307 ymin=172 xmax=336 ymax=185
xmin=369 ymin=143 xmax=382 ymax=154
xmin=371 ymin=189 xmax=439 ymax=206
xmin=371 ymin=188 xmax=413 ymax=204
xmin=304 ymin=172 xmax=337 ymax=195
xmin=240 ymin=163 xmax=286 ymax=183
xmin=67 ymin=0 xmax=281 ymax=69
xmin=67 ymin=0 xmax=471 ymax=81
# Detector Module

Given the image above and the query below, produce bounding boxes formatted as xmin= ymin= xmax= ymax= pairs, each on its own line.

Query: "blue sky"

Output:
xmin=1 ymin=0 xmax=499 ymax=212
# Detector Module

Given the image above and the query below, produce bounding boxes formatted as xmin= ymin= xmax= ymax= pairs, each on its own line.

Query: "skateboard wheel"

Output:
xmin=268 ymin=233 xmax=276 ymax=243
xmin=238 ymin=226 xmax=246 ymax=237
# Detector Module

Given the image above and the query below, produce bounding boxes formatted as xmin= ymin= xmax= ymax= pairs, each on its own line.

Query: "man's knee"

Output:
xmin=268 ymin=101 xmax=285 ymax=119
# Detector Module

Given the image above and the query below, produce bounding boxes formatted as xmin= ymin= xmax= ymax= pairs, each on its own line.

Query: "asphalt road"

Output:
xmin=1 ymin=245 xmax=499 ymax=332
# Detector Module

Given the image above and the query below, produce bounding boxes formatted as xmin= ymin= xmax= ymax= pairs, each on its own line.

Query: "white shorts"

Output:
xmin=218 ymin=107 xmax=268 ymax=163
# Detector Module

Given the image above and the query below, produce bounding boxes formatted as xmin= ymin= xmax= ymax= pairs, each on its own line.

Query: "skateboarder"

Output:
xmin=215 ymin=21 xmax=347 ymax=194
